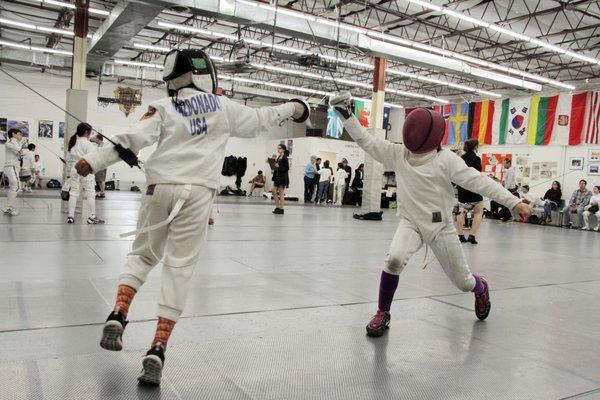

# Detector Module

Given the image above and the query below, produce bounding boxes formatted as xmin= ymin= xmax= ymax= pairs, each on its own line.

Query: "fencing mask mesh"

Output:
xmin=163 ymin=49 xmax=218 ymax=95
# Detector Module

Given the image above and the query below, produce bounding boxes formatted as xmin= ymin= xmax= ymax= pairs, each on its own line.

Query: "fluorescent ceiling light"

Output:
xmin=442 ymin=9 xmax=488 ymax=28
xmin=33 ymin=0 xmax=109 ymax=16
xmin=114 ymin=59 xmax=164 ymax=69
xmin=471 ymin=68 xmax=541 ymax=91
xmin=405 ymin=0 xmax=442 ymax=12
xmin=0 ymin=17 xmax=74 ymax=36
xmin=386 ymin=88 xmax=448 ymax=104
xmin=133 ymin=43 xmax=171 ymax=52
xmin=0 ymin=39 xmax=72 ymax=55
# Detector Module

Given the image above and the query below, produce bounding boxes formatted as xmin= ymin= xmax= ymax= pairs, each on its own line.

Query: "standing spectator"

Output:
xmin=582 ymin=185 xmax=600 ymax=231
xmin=271 ymin=144 xmax=289 ymax=214
xmin=333 ymin=162 xmax=348 ymax=205
xmin=33 ymin=154 xmax=44 ymax=188
xmin=2 ymin=128 xmax=23 ymax=216
xmin=303 ymin=156 xmax=317 ymax=203
xmin=317 ymin=160 xmax=332 ymax=204
xmin=247 ymin=170 xmax=266 ymax=196
xmin=342 ymin=158 xmax=352 ymax=186
xmin=94 ymin=135 xmax=107 ymax=199
xmin=312 ymin=157 xmax=321 ymax=202
xmin=540 ymin=181 xmax=562 ymax=225
xmin=456 ymin=139 xmax=484 ymax=244
xmin=351 ymin=163 xmax=364 ymax=206
xmin=20 ymin=143 xmax=36 ymax=192
xmin=562 ymin=179 xmax=592 ymax=228
xmin=503 ymin=158 xmax=518 ymax=195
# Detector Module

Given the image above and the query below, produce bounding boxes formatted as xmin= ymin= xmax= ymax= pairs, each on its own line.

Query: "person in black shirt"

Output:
xmin=271 ymin=144 xmax=289 ymax=214
xmin=456 ymin=139 xmax=484 ymax=244
xmin=540 ymin=180 xmax=562 ymax=224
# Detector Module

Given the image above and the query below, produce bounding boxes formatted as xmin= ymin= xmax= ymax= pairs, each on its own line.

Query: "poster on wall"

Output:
xmin=326 ymin=106 xmax=343 ymax=139
xmin=531 ymin=162 xmax=558 ymax=181
xmin=588 ymin=164 xmax=600 ymax=176
xmin=482 ymin=153 xmax=511 ymax=181
xmin=59 ymin=122 xmax=65 ymax=138
xmin=7 ymin=120 xmax=29 ymax=137
xmin=514 ymin=154 xmax=530 ymax=180
xmin=38 ymin=120 xmax=53 ymax=139
xmin=588 ymin=149 xmax=600 ymax=163
xmin=569 ymin=157 xmax=584 ymax=170
xmin=0 ymin=118 xmax=7 ymax=144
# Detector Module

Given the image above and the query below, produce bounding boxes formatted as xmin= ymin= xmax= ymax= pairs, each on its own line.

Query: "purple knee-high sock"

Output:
xmin=472 ymin=274 xmax=484 ymax=294
xmin=378 ymin=271 xmax=399 ymax=312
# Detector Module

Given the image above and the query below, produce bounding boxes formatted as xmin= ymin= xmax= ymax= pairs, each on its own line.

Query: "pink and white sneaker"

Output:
xmin=366 ymin=310 xmax=391 ymax=337
xmin=87 ymin=216 xmax=105 ymax=224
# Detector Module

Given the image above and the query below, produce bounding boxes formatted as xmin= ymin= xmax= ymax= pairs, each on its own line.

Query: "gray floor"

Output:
xmin=1 ymin=191 xmax=600 ymax=400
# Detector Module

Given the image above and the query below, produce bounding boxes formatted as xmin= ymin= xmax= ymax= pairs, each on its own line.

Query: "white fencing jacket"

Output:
xmin=343 ymin=116 xmax=521 ymax=241
xmin=4 ymin=138 xmax=22 ymax=168
xmin=67 ymin=136 xmax=97 ymax=172
xmin=20 ymin=149 xmax=36 ymax=176
xmin=84 ymin=88 xmax=296 ymax=189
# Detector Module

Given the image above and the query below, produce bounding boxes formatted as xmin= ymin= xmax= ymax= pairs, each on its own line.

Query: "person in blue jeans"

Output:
xmin=562 ymin=179 xmax=592 ymax=228
xmin=540 ymin=180 xmax=562 ymax=224
xmin=303 ymin=156 xmax=316 ymax=203
xmin=317 ymin=160 xmax=332 ymax=204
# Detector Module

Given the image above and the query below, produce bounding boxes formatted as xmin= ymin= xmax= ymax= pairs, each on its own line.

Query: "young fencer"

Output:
xmin=66 ymin=123 xmax=105 ymax=224
xmin=2 ymin=128 xmax=23 ymax=216
xmin=74 ymin=49 xmax=310 ymax=385
xmin=329 ymin=92 xmax=532 ymax=337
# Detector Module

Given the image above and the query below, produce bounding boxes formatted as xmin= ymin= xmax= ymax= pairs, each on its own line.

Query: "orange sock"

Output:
xmin=152 ymin=317 xmax=176 ymax=349
xmin=114 ymin=285 xmax=137 ymax=318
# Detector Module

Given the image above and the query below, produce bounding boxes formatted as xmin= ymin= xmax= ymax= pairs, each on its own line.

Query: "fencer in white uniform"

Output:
xmin=66 ymin=123 xmax=104 ymax=224
xmin=75 ymin=49 xmax=310 ymax=385
xmin=20 ymin=144 xmax=36 ymax=192
xmin=2 ymin=128 xmax=23 ymax=216
xmin=329 ymin=93 xmax=532 ymax=337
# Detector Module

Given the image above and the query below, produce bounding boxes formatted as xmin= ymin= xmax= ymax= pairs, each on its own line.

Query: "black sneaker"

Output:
xmin=67 ymin=217 xmax=75 ymax=224
xmin=100 ymin=310 xmax=128 ymax=351
xmin=272 ymin=208 xmax=284 ymax=214
xmin=467 ymin=235 xmax=478 ymax=244
xmin=138 ymin=344 xmax=166 ymax=386
xmin=458 ymin=235 xmax=467 ymax=243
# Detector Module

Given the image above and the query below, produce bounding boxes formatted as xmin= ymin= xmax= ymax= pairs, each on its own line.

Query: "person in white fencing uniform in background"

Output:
xmin=66 ymin=123 xmax=105 ymax=225
xmin=333 ymin=162 xmax=348 ymax=205
xmin=2 ymin=128 xmax=23 ymax=216
xmin=329 ymin=92 xmax=532 ymax=338
xmin=19 ymin=143 xmax=37 ymax=192
xmin=74 ymin=49 xmax=310 ymax=386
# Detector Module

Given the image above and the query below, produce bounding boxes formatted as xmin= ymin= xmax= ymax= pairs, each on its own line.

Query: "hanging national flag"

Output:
xmin=527 ymin=95 xmax=558 ymax=145
xmin=446 ymin=102 xmax=469 ymax=146
xmin=492 ymin=98 xmax=508 ymax=145
xmin=354 ymin=99 xmax=371 ymax=128
xmin=552 ymin=93 xmax=574 ymax=145
xmin=500 ymin=97 xmax=530 ymax=144
xmin=583 ymin=91 xmax=600 ymax=145
xmin=467 ymin=100 xmax=495 ymax=145
xmin=568 ymin=92 xmax=588 ymax=145
xmin=433 ymin=104 xmax=451 ymax=144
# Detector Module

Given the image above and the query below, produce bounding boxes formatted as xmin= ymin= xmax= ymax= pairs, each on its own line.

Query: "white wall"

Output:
xmin=0 ymin=69 xmax=306 ymax=192
xmin=477 ymin=144 xmax=600 ymax=199
xmin=265 ymin=136 xmax=365 ymax=199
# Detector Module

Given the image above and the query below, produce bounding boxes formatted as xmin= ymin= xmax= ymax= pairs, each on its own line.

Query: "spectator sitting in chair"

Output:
xmin=540 ymin=180 xmax=562 ymax=225
xmin=582 ymin=185 xmax=600 ymax=231
xmin=562 ymin=179 xmax=592 ymax=229
xmin=517 ymin=185 xmax=538 ymax=222
xmin=247 ymin=170 xmax=266 ymax=196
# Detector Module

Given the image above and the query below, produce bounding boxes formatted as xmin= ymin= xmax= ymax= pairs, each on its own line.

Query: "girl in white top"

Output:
xmin=66 ymin=123 xmax=104 ymax=224
xmin=333 ymin=163 xmax=348 ymax=205
xmin=582 ymin=185 xmax=600 ymax=231
xmin=2 ymin=128 xmax=23 ymax=216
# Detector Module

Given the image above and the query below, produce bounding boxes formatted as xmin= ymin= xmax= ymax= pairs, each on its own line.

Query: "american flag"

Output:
xmin=584 ymin=91 xmax=600 ymax=144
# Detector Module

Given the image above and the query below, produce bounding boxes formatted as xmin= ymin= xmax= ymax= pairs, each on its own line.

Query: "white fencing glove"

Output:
xmin=288 ymin=98 xmax=311 ymax=123
xmin=329 ymin=92 xmax=354 ymax=120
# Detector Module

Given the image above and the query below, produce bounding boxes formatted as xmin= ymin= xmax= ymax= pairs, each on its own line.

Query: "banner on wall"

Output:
xmin=482 ymin=153 xmax=512 ymax=181
xmin=38 ymin=120 xmax=54 ymax=139
xmin=468 ymin=100 xmax=495 ymax=145
xmin=0 ymin=118 xmax=6 ymax=143
xmin=446 ymin=102 xmax=469 ymax=146
xmin=502 ymin=97 xmax=530 ymax=144
xmin=527 ymin=95 xmax=558 ymax=146
xmin=326 ymin=106 xmax=343 ymax=139
xmin=7 ymin=120 xmax=29 ymax=137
